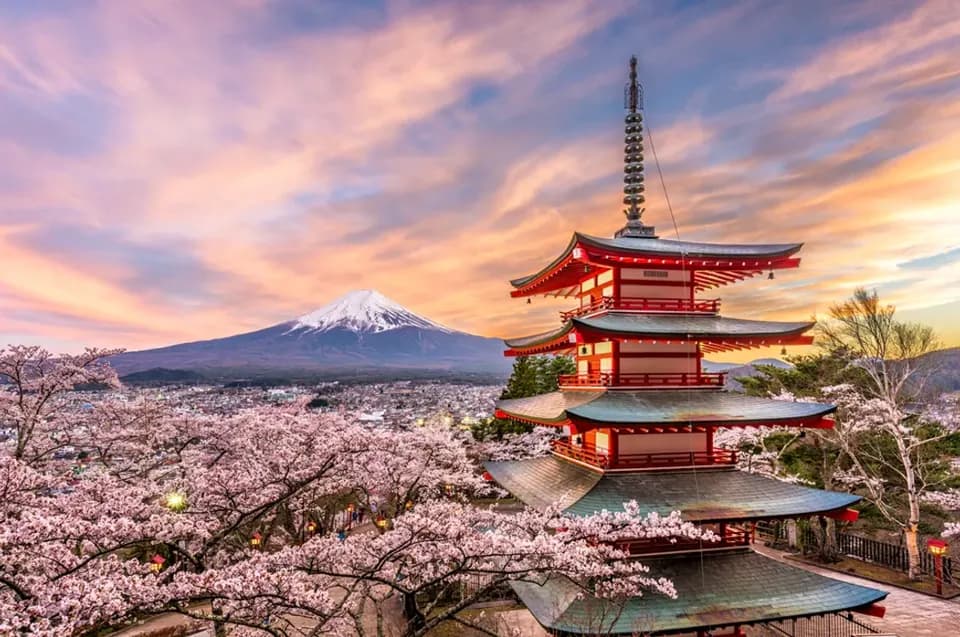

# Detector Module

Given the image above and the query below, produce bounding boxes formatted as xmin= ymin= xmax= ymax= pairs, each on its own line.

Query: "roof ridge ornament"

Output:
xmin=615 ymin=55 xmax=658 ymax=239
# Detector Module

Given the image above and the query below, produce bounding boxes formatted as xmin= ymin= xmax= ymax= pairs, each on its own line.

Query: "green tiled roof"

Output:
xmin=497 ymin=390 xmax=836 ymax=425
xmin=510 ymin=232 xmax=803 ymax=288
xmin=484 ymin=456 xmax=860 ymax=520
xmin=512 ymin=549 xmax=886 ymax=635
xmin=575 ymin=313 xmax=814 ymax=338
xmin=503 ymin=314 xmax=814 ymax=349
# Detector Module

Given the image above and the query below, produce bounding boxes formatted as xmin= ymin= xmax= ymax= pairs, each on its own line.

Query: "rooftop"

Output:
xmin=510 ymin=232 xmax=804 ymax=296
xmin=511 ymin=549 xmax=886 ymax=635
xmin=484 ymin=456 xmax=858 ymax=520
xmin=503 ymin=314 xmax=815 ymax=354
xmin=496 ymin=389 xmax=835 ymax=427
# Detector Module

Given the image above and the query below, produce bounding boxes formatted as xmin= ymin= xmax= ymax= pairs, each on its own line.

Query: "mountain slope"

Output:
xmin=110 ymin=290 xmax=510 ymax=378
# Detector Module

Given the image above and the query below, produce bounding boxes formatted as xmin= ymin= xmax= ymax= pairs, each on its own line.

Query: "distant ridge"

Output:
xmin=111 ymin=290 xmax=511 ymax=379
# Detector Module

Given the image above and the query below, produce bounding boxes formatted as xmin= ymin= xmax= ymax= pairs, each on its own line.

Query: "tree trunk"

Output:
xmin=212 ymin=601 xmax=228 ymax=637
xmin=815 ymin=516 xmax=840 ymax=563
xmin=898 ymin=431 xmax=923 ymax=580
xmin=402 ymin=591 xmax=425 ymax=632
xmin=905 ymin=522 xmax=922 ymax=580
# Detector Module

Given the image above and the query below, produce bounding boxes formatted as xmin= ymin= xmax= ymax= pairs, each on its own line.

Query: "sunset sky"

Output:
xmin=1 ymin=0 xmax=958 ymax=362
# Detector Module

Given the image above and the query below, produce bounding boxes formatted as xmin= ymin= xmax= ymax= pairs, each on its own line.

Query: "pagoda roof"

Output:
xmin=511 ymin=549 xmax=886 ymax=635
xmin=510 ymin=232 xmax=803 ymax=296
xmin=484 ymin=457 xmax=857 ymax=520
xmin=496 ymin=390 xmax=835 ymax=427
xmin=504 ymin=314 xmax=814 ymax=354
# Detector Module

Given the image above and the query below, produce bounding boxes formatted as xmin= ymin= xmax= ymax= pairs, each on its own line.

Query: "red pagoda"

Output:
xmin=485 ymin=57 xmax=888 ymax=637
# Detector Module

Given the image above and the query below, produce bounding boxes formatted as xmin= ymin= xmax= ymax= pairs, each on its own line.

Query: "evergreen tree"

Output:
xmin=479 ymin=355 xmax=577 ymax=442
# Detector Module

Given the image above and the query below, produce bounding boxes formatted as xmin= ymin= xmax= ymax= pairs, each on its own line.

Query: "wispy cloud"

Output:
xmin=0 ymin=0 xmax=957 ymax=355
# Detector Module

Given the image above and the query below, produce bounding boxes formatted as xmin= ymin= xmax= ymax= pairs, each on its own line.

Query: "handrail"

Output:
xmin=558 ymin=371 xmax=726 ymax=388
xmin=561 ymin=297 xmax=720 ymax=320
xmin=551 ymin=440 xmax=737 ymax=469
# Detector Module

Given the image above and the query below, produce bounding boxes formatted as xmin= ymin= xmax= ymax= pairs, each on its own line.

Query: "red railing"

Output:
xmin=558 ymin=371 xmax=726 ymax=389
xmin=551 ymin=440 xmax=737 ymax=470
xmin=620 ymin=524 xmax=750 ymax=555
xmin=561 ymin=297 xmax=719 ymax=320
xmin=614 ymin=448 xmax=737 ymax=469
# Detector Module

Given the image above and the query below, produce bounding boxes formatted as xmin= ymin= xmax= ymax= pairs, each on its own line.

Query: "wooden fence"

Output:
xmin=767 ymin=524 xmax=957 ymax=585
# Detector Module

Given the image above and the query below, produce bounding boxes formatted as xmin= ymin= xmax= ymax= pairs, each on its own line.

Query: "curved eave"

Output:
xmin=511 ymin=549 xmax=886 ymax=636
xmin=504 ymin=317 xmax=816 ymax=356
xmin=572 ymin=316 xmax=816 ymax=341
xmin=509 ymin=232 xmax=806 ymax=297
xmin=576 ymin=232 xmax=804 ymax=260
xmin=496 ymin=390 xmax=836 ymax=428
xmin=484 ymin=457 xmax=861 ymax=522
xmin=503 ymin=322 xmax=576 ymax=355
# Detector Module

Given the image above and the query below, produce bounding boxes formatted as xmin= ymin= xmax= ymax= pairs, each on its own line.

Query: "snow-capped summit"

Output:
xmin=292 ymin=289 xmax=453 ymax=334
xmin=110 ymin=289 xmax=510 ymax=378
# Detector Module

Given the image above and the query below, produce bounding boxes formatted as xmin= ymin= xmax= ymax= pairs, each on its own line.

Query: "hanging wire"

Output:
xmin=642 ymin=86 xmax=709 ymax=591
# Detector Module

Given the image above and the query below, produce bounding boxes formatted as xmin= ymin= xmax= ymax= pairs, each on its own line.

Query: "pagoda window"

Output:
xmin=595 ymin=431 xmax=610 ymax=456
xmin=618 ymin=431 xmax=707 ymax=455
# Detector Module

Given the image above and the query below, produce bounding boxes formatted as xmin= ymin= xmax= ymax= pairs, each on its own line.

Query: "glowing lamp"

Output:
xmin=150 ymin=554 xmax=165 ymax=573
xmin=346 ymin=503 xmax=356 ymax=513
xmin=250 ymin=532 xmax=263 ymax=547
xmin=404 ymin=500 xmax=414 ymax=511
xmin=443 ymin=484 xmax=455 ymax=496
xmin=928 ymin=538 xmax=948 ymax=557
xmin=375 ymin=514 xmax=388 ymax=529
xmin=164 ymin=491 xmax=187 ymax=512
xmin=306 ymin=521 xmax=317 ymax=533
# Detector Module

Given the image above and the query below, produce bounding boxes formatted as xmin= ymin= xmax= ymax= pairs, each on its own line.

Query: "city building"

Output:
xmin=485 ymin=57 xmax=889 ymax=637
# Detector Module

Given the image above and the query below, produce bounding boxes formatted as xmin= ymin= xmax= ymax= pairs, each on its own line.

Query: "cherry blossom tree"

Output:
xmin=818 ymin=289 xmax=949 ymax=578
xmin=0 ymin=347 xmax=707 ymax=636
xmin=0 ymin=345 xmax=121 ymax=462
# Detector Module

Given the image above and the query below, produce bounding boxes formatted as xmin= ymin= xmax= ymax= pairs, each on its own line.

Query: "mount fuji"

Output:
xmin=110 ymin=290 xmax=511 ymax=380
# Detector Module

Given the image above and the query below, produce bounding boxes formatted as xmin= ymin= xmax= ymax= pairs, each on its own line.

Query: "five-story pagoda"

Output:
xmin=485 ymin=57 xmax=888 ymax=637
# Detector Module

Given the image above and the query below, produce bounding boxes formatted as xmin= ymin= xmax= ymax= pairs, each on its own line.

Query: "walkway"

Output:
xmin=755 ymin=545 xmax=959 ymax=637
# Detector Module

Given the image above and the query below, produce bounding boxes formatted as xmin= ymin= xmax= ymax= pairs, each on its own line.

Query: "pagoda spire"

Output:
xmin=615 ymin=55 xmax=657 ymax=239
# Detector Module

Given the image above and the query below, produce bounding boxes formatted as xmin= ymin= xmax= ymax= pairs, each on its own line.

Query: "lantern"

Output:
xmin=150 ymin=554 xmax=166 ymax=573
xmin=164 ymin=491 xmax=187 ymax=512
xmin=250 ymin=532 xmax=263 ymax=547
xmin=443 ymin=484 xmax=455 ymax=496
xmin=481 ymin=471 xmax=493 ymax=482
xmin=346 ymin=502 xmax=355 ymax=513
xmin=404 ymin=500 xmax=414 ymax=511
xmin=928 ymin=538 xmax=948 ymax=556
xmin=927 ymin=538 xmax=949 ymax=595
xmin=375 ymin=514 xmax=388 ymax=529
xmin=306 ymin=520 xmax=317 ymax=533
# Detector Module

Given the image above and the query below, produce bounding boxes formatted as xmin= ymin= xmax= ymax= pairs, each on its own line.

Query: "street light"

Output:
xmin=164 ymin=491 xmax=187 ymax=512
xmin=927 ymin=538 xmax=949 ymax=596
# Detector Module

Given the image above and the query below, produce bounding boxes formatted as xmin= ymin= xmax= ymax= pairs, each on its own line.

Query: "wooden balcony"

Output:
xmin=560 ymin=297 xmax=720 ymax=320
xmin=558 ymin=371 xmax=726 ymax=389
xmin=551 ymin=439 xmax=737 ymax=470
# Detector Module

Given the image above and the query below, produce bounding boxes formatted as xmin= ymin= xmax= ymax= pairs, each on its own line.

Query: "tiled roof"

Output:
xmin=496 ymin=390 xmax=835 ymax=425
xmin=510 ymin=232 xmax=803 ymax=288
xmin=484 ymin=456 xmax=860 ymax=520
xmin=512 ymin=549 xmax=886 ymax=635
xmin=503 ymin=314 xmax=814 ymax=349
